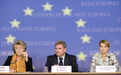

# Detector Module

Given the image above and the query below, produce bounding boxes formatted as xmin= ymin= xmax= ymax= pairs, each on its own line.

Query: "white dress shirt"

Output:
xmin=57 ymin=54 xmax=65 ymax=65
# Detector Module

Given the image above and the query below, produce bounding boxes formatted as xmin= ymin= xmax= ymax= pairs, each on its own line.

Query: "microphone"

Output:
xmin=108 ymin=56 xmax=110 ymax=66
xmin=15 ymin=60 xmax=17 ymax=72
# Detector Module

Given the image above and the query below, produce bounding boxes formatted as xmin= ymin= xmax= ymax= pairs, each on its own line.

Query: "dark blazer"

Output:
xmin=3 ymin=55 xmax=33 ymax=72
xmin=45 ymin=53 xmax=78 ymax=72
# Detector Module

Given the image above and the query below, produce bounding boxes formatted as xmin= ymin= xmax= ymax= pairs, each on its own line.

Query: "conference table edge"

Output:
xmin=0 ymin=72 xmax=121 ymax=74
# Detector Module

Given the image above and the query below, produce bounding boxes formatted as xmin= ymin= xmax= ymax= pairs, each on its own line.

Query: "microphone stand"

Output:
xmin=15 ymin=60 xmax=17 ymax=73
xmin=108 ymin=56 xmax=110 ymax=66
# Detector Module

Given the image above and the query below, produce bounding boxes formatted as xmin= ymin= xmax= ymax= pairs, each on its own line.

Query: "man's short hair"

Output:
xmin=55 ymin=40 xmax=66 ymax=48
xmin=99 ymin=40 xmax=110 ymax=47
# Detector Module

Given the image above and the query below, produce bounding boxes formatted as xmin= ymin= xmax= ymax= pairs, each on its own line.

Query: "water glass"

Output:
xmin=117 ymin=66 xmax=121 ymax=72
xmin=43 ymin=66 xmax=48 ymax=72
xmin=89 ymin=66 xmax=95 ymax=72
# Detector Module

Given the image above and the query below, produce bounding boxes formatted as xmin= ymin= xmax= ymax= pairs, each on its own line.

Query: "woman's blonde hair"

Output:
xmin=12 ymin=40 xmax=26 ymax=54
xmin=99 ymin=40 xmax=110 ymax=47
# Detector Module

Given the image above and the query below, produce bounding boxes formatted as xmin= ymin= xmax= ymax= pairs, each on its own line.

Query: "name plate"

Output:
xmin=96 ymin=66 xmax=116 ymax=72
xmin=0 ymin=66 xmax=9 ymax=72
xmin=51 ymin=66 xmax=72 ymax=73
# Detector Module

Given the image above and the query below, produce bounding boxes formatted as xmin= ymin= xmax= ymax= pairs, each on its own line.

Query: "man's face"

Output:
xmin=99 ymin=43 xmax=109 ymax=54
xmin=55 ymin=44 xmax=66 ymax=57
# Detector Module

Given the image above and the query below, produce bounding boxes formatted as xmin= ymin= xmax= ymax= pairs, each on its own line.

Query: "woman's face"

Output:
xmin=99 ymin=43 xmax=109 ymax=54
xmin=15 ymin=45 xmax=25 ymax=56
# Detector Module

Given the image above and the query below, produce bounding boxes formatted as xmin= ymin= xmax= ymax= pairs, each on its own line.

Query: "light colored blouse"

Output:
xmin=90 ymin=52 xmax=119 ymax=72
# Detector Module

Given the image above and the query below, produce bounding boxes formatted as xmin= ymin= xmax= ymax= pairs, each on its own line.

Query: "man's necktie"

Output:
xmin=59 ymin=58 xmax=63 ymax=66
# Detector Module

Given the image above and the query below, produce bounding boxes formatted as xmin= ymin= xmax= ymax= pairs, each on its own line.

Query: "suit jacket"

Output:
xmin=45 ymin=53 xmax=78 ymax=72
xmin=3 ymin=55 xmax=33 ymax=72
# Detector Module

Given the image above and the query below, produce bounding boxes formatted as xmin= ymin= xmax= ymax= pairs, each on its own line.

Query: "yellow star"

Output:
xmin=81 ymin=34 xmax=91 ymax=43
xmin=76 ymin=19 xmax=86 ymax=27
xmin=33 ymin=66 xmax=35 ymax=69
xmin=5 ymin=34 xmax=16 ymax=43
xmin=42 ymin=2 xmax=53 ymax=11
xmin=23 ymin=7 xmax=34 ymax=16
xmin=10 ymin=19 xmax=20 ymax=28
xmin=62 ymin=7 xmax=72 ymax=16
xmin=77 ymin=52 xmax=87 ymax=61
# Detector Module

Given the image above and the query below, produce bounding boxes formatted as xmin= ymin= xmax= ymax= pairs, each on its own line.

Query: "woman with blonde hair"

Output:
xmin=4 ymin=40 xmax=33 ymax=73
xmin=90 ymin=40 xmax=119 ymax=72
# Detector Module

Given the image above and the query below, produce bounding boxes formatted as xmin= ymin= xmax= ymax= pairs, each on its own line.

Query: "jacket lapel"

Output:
xmin=64 ymin=53 xmax=69 ymax=65
xmin=52 ymin=54 xmax=58 ymax=65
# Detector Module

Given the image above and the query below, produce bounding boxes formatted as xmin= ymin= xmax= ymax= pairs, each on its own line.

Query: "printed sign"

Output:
xmin=96 ymin=66 xmax=116 ymax=72
xmin=51 ymin=66 xmax=72 ymax=73
xmin=0 ymin=66 xmax=9 ymax=72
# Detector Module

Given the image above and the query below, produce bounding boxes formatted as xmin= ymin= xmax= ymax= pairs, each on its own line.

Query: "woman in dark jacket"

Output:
xmin=4 ymin=40 xmax=33 ymax=73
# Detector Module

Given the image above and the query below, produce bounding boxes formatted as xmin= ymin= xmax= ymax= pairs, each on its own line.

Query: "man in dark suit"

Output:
xmin=45 ymin=40 xmax=78 ymax=72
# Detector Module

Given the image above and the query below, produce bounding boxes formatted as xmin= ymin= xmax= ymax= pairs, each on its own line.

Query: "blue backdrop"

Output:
xmin=0 ymin=0 xmax=121 ymax=72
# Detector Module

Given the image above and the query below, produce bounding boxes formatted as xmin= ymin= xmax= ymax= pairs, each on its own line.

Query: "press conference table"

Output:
xmin=0 ymin=72 xmax=121 ymax=75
